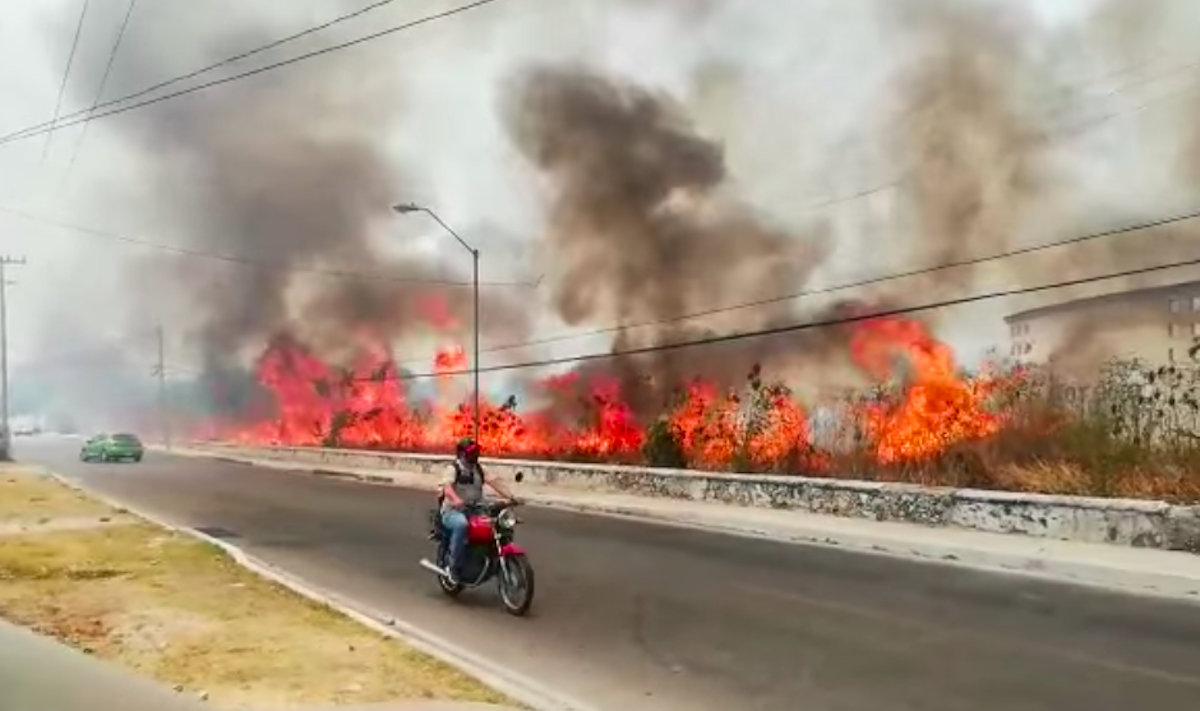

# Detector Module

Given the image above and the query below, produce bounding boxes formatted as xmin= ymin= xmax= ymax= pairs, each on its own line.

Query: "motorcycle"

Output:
xmin=419 ymin=472 xmax=535 ymax=616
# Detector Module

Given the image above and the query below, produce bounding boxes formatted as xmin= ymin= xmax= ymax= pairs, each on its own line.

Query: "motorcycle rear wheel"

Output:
xmin=498 ymin=553 xmax=535 ymax=617
xmin=438 ymin=574 xmax=464 ymax=597
xmin=436 ymin=547 xmax=464 ymax=597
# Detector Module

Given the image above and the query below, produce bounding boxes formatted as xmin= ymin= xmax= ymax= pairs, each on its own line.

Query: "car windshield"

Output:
xmin=112 ymin=434 xmax=141 ymax=444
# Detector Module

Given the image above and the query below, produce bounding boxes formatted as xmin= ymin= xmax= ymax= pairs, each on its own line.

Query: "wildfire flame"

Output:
xmin=434 ymin=345 xmax=467 ymax=374
xmin=850 ymin=317 xmax=1003 ymax=464
xmin=207 ymin=315 xmax=1011 ymax=472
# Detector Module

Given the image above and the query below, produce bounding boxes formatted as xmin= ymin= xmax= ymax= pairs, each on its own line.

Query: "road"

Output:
xmin=17 ymin=439 xmax=1200 ymax=711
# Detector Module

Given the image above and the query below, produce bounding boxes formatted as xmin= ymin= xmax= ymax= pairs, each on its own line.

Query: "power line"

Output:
xmin=447 ymin=205 xmax=1200 ymax=360
xmin=368 ymin=253 xmax=1200 ymax=383
xmin=42 ymin=0 xmax=92 ymax=162
xmin=0 ymin=205 xmax=532 ymax=288
xmin=64 ymin=0 xmax=141 ymax=177
xmin=14 ymin=203 xmax=1195 ymax=375
xmin=2 ymin=0 xmax=402 ymax=144
xmin=0 ymin=0 xmax=506 ymax=147
xmin=153 ymin=203 xmax=1198 ymax=371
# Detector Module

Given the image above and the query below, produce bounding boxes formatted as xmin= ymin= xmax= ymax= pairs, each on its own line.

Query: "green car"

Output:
xmin=80 ymin=433 xmax=145 ymax=463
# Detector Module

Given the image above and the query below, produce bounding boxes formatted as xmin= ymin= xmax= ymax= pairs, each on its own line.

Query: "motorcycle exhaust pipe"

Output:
xmin=419 ymin=558 xmax=448 ymax=576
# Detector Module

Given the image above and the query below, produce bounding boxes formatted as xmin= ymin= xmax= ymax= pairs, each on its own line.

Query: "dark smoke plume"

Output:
xmin=50 ymin=1 xmax=531 ymax=397
xmin=503 ymin=65 xmax=830 ymax=414
xmin=43 ymin=0 xmax=1200 ymax=435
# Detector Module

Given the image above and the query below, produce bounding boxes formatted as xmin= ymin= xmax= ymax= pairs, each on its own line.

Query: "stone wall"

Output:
xmin=189 ymin=443 xmax=1200 ymax=552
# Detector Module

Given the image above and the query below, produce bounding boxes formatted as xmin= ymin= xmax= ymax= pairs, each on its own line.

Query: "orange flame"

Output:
xmin=207 ymin=314 xmax=1013 ymax=472
xmin=850 ymin=316 xmax=1002 ymax=464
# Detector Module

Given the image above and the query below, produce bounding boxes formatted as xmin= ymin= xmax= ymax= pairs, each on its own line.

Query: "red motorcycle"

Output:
xmin=420 ymin=473 xmax=535 ymax=616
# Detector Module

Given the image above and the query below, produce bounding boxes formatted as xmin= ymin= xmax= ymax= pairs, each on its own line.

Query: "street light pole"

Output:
xmin=392 ymin=203 xmax=481 ymax=442
xmin=471 ymin=247 xmax=480 ymax=443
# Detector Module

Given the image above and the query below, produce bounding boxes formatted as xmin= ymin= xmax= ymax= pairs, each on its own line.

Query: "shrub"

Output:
xmin=642 ymin=418 xmax=687 ymax=469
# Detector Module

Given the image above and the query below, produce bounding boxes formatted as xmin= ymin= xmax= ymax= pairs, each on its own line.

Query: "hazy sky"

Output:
xmin=1 ymin=0 xmax=1197 ymax=407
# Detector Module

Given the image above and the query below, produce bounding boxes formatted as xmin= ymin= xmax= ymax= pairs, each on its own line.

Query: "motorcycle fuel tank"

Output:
xmin=466 ymin=515 xmax=494 ymax=544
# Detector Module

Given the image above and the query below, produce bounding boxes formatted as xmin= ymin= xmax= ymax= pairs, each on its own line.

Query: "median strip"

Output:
xmin=0 ymin=464 xmax=514 ymax=710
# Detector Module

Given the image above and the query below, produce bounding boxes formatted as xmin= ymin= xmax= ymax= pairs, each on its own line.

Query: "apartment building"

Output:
xmin=1004 ymin=281 xmax=1200 ymax=370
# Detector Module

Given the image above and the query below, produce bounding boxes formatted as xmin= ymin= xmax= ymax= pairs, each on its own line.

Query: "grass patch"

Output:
xmin=0 ymin=465 xmax=114 ymax=521
xmin=0 ymin=476 xmax=511 ymax=710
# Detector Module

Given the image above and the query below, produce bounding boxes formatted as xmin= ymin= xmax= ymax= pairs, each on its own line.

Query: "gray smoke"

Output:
xmin=503 ymin=64 xmax=831 ymax=413
xmin=888 ymin=0 xmax=1050 ymax=296
xmin=37 ymin=0 xmax=1200 ymax=430
xmin=49 ymin=0 xmax=531 ymax=381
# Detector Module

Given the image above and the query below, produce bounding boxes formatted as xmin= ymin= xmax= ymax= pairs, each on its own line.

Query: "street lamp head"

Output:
xmin=391 ymin=202 xmax=423 ymax=215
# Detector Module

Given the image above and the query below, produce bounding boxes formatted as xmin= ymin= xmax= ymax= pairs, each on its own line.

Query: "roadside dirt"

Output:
xmin=0 ymin=465 xmax=511 ymax=710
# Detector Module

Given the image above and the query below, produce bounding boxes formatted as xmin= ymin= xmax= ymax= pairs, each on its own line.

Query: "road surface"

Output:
xmin=17 ymin=439 xmax=1200 ymax=711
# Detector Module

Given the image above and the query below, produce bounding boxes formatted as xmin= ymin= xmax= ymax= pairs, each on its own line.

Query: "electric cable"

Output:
xmin=0 ymin=205 xmax=532 ymax=288
xmin=42 ymin=0 xmax=92 ymax=161
xmin=0 ymin=0 xmax=507 ymax=147
xmin=368 ymin=253 xmax=1200 ymax=382
xmin=442 ymin=205 xmax=1200 ymax=360
xmin=64 ymin=0 xmax=141 ymax=176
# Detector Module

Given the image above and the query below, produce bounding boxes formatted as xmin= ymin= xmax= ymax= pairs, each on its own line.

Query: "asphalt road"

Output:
xmin=17 ymin=439 xmax=1200 ymax=711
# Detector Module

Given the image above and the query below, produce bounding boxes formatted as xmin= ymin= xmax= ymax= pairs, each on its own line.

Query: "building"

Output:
xmin=1004 ymin=281 xmax=1200 ymax=370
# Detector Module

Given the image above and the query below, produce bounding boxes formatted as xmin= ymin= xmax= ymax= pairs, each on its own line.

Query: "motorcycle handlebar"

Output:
xmin=463 ymin=499 xmax=520 ymax=515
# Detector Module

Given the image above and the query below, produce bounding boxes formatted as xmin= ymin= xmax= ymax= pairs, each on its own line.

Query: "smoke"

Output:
xmin=887 ymin=0 xmax=1051 ymax=296
xmin=48 ymin=0 xmax=532 ymax=389
xmin=1029 ymin=0 xmax=1200 ymax=369
xmin=877 ymin=0 xmax=1200 ymax=371
xmin=503 ymin=64 xmax=831 ymax=413
xmin=34 ymin=0 xmax=1200 ymax=433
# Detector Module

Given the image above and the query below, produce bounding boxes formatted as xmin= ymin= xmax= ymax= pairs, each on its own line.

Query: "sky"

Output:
xmin=1 ymin=0 xmax=1199 ymax=424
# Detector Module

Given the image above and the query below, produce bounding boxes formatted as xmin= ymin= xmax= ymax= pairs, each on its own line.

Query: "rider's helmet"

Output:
xmin=456 ymin=436 xmax=481 ymax=464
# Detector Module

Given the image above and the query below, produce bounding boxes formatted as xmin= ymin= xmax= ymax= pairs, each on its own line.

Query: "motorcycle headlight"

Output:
xmin=496 ymin=507 xmax=518 ymax=530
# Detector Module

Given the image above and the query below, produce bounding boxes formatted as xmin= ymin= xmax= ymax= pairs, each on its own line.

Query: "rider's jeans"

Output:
xmin=441 ymin=509 xmax=469 ymax=573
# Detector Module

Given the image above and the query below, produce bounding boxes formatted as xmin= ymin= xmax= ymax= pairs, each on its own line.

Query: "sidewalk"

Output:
xmin=0 ymin=619 xmax=211 ymax=711
xmin=0 ymin=618 xmax=522 ymax=711
xmin=184 ymin=449 xmax=1200 ymax=602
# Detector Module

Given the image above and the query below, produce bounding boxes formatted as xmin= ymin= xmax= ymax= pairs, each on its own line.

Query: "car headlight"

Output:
xmin=496 ymin=507 xmax=518 ymax=530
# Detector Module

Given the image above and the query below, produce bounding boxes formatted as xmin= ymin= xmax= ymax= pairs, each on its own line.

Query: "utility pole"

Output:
xmin=0 ymin=256 xmax=27 ymax=462
xmin=153 ymin=323 xmax=171 ymax=450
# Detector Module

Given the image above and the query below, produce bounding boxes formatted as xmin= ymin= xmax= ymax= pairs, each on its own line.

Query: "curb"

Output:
xmin=527 ymin=498 xmax=1200 ymax=603
xmin=176 ymin=450 xmax=1200 ymax=604
xmin=40 ymin=467 xmax=592 ymax=711
xmin=180 ymin=443 xmax=1200 ymax=551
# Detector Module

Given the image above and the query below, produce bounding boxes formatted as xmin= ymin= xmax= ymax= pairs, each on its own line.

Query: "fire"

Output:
xmin=434 ymin=345 xmax=467 ymax=374
xmin=208 ymin=314 xmax=1014 ymax=472
xmin=850 ymin=316 xmax=1002 ymax=464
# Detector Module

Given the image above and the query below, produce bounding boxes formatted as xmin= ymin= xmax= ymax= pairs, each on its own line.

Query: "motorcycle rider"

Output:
xmin=439 ymin=437 xmax=516 ymax=583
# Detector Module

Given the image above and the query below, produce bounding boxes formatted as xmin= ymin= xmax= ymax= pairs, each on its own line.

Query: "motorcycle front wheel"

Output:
xmin=498 ymin=553 xmax=535 ymax=617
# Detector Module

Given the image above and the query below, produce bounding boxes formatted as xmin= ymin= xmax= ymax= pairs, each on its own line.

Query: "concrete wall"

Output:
xmin=190 ymin=443 xmax=1200 ymax=552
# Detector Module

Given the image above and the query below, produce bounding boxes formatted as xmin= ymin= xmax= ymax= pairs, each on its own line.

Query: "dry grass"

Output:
xmin=988 ymin=459 xmax=1200 ymax=502
xmin=0 ymin=465 xmax=114 ymax=521
xmin=0 ymin=472 xmax=511 ymax=710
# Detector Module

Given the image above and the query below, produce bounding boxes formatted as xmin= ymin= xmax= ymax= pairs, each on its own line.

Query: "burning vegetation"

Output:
xmin=197 ymin=323 xmax=1200 ymax=503
xmin=41 ymin=1 xmax=1200 ymax=502
xmin=183 ymin=39 xmax=1200 ymax=503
